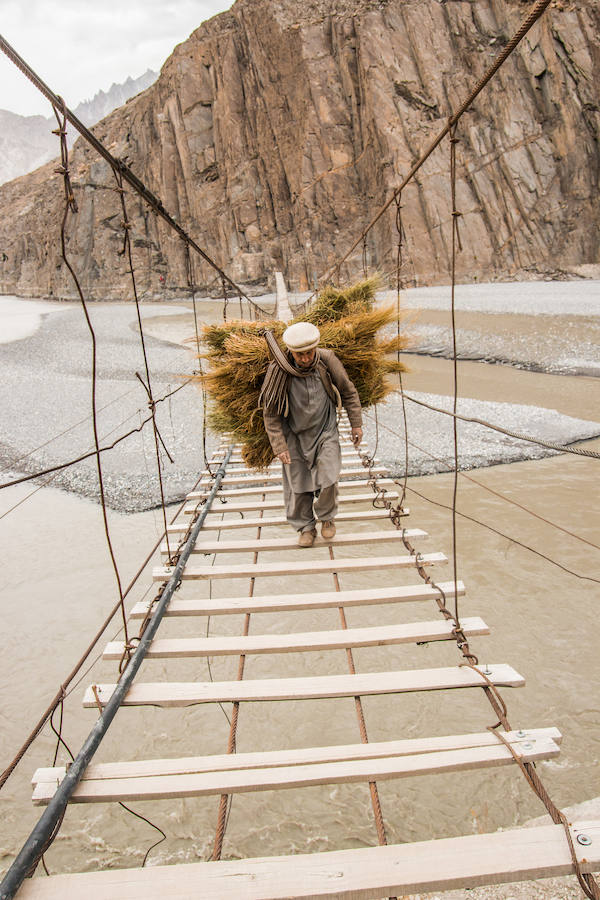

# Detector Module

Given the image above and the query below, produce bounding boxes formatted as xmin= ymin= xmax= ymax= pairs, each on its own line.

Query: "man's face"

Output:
xmin=291 ymin=348 xmax=317 ymax=369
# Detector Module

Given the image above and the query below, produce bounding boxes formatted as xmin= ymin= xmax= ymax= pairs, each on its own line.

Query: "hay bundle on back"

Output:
xmin=199 ymin=278 xmax=408 ymax=469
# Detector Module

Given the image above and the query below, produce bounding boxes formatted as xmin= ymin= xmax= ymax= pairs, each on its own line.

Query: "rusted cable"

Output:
xmin=449 ymin=119 xmax=461 ymax=625
xmin=0 ymin=459 xmax=213 ymax=793
xmin=394 ymin=191 xmax=409 ymax=510
xmin=0 ymin=386 xmax=136 ymax=479
xmin=52 ymin=100 xmax=131 ymax=660
xmin=397 ymin=392 xmax=600 ymax=459
xmin=403 ymin=482 xmax=600 ymax=586
xmin=313 ymin=0 xmax=553 ymax=292
xmin=0 ymin=379 xmax=193 ymax=491
xmin=488 ymin=728 xmax=600 ymax=899
xmin=328 ymin=541 xmax=393 ymax=865
xmin=0 ymin=33 xmax=270 ymax=318
xmin=362 ymin=410 xmax=600 ymax=554
xmin=115 ymin=170 xmax=174 ymax=562
xmin=211 ymin=506 xmax=264 ymax=861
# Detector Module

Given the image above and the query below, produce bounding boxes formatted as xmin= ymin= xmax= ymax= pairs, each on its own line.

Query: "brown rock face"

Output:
xmin=0 ymin=0 xmax=598 ymax=299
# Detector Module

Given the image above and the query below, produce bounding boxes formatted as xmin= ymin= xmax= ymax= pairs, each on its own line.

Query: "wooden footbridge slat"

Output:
xmin=198 ymin=466 xmax=387 ymax=487
xmin=32 ymin=735 xmax=559 ymax=804
xmin=102 ymin=615 xmax=489 ymax=659
xmin=153 ymin=552 xmax=446 ymax=581
xmin=33 ymin=727 xmax=562 ymax=783
xmin=183 ymin=490 xmax=400 ymax=514
xmin=17 ymin=821 xmax=600 ymax=899
xmin=83 ymin=663 xmax=525 ymax=708
xmin=186 ymin=476 xmax=397 ymax=499
xmin=160 ymin=527 xmax=427 ymax=556
xmin=167 ymin=506 xmax=408 ymax=534
xmin=129 ymin=578 xmax=464 ymax=618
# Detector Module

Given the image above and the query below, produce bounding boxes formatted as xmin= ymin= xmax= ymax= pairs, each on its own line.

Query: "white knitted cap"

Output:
xmin=282 ymin=322 xmax=320 ymax=352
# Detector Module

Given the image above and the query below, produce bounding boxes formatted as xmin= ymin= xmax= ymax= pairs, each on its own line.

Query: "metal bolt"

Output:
xmin=522 ymin=742 xmax=534 ymax=751
xmin=577 ymin=834 xmax=592 ymax=846
xmin=516 ymin=730 xmax=526 ymax=738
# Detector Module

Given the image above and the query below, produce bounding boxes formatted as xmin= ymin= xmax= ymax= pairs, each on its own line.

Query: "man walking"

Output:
xmin=260 ymin=322 xmax=363 ymax=547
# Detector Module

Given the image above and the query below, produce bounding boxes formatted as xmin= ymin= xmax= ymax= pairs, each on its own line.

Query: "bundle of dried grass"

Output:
xmin=198 ymin=278 xmax=408 ymax=469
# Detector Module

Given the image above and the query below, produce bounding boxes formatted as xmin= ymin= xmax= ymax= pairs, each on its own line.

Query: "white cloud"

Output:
xmin=0 ymin=0 xmax=232 ymax=116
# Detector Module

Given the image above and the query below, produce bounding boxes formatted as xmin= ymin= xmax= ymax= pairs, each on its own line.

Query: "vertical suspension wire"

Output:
xmin=449 ymin=121 xmax=462 ymax=625
xmin=394 ymin=193 xmax=409 ymax=511
xmin=211 ymin=507 xmax=264 ymax=862
xmin=221 ymin=275 xmax=229 ymax=322
xmin=185 ymin=241 xmax=202 ymax=360
xmin=51 ymin=100 xmax=130 ymax=655
xmin=185 ymin=241 xmax=214 ymax=478
xmin=114 ymin=169 xmax=173 ymax=567
xmin=184 ymin=242 xmax=214 ymax=477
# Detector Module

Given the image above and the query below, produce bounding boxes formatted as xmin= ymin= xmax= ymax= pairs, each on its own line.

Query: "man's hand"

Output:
xmin=278 ymin=450 xmax=291 ymax=465
xmin=351 ymin=427 xmax=363 ymax=446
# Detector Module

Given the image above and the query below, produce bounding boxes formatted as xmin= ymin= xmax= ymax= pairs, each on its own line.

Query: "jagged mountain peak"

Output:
xmin=0 ymin=69 xmax=157 ymax=185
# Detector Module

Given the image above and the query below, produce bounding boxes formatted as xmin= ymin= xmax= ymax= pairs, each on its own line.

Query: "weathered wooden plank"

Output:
xmin=211 ymin=450 xmax=365 ymax=468
xmin=83 ymin=663 xmax=524 ymax=708
xmin=198 ymin=466 xmax=386 ymax=487
xmin=184 ymin=491 xmax=399 ymax=515
xmin=32 ymin=737 xmax=559 ymax=804
xmin=160 ymin=528 xmax=428 ymax=556
xmin=213 ymin=444 xmax=368 ymax=459
xmin=167 ymin=507 xmax=409 ymax=536
xmin=32 ymin=727 xmax=562 ymax=785
xmin=17 ymin=820 xmax=600 ymax=899
xmin=130 ymin=578 xmax=460 ymax=618
xmin=153 ymin=552 xmax=446 ymax=581
xmin=186 ymin=478 xmax=397 ymax=500
xmin=102 ymin=616 xmax=488 ymax=659
xmin=131 ymin=579 xmax=459 ymax=618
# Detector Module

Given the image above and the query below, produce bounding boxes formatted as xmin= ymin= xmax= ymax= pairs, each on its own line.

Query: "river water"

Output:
xmin=0 ymin=287 xmax=599 ymax=889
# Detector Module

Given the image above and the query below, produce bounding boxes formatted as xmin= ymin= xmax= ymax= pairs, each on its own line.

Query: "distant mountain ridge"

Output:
xmin=0 ymin=69 xmax=157 ymax=185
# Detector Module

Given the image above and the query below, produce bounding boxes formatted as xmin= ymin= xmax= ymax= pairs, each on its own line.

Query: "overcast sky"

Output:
xmin=0 ymin=0 xmax=233 ymax=117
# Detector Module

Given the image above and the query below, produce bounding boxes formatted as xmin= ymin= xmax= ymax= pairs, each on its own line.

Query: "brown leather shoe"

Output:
xmin=321 ymin=520 xmax=336 ymax=540
xmin=298 ymin=528 xmax=317 ymax=548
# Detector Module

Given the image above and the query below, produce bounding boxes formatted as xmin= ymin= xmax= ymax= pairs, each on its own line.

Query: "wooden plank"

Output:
xmin=17 ymin=820 xmax=600 ymax=899
xmin=32 ymin=737 xmax=559 ymax=804
xmin=214 ymin=445 xmax=368 ymax=459
xmin=161 ymin=528 xmax=428 ymax=556
xmin=153 ymin=552 xmax=447 ymax=581
xmin=129 ymin=578 xmax=461 ymax=618
xmin=166 ymin=507 xmax=409 ymax=536
xmin=83 ymin=663 xmax=524 ymax=708
xmin=184 ymin=491 xmax=399 ymax=515
xmin=213 ymin=451 xmax=365 ymax=468
xmin=33 ymin=727 xmax=562 ymax=784
xmin=102 ymin=616 xmax=489 ymax=659
xmin=198 ymin=467 xmax=387 ymax=487
xmin=185 ymin=478 xmax=397 ymax=500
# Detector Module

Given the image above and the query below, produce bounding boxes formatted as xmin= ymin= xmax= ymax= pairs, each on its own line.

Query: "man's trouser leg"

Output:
xmin=313 ymin=482 xmax=338 ymax=522
xmin=282 ymin=471 xmax=316 ymax=532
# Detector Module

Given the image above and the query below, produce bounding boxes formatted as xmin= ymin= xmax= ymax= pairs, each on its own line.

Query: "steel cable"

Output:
xmin=0 ymin=33 xmax=270 ymax=318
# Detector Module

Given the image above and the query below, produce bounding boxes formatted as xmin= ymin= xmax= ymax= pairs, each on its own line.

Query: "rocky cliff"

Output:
xmin=0 ymin=0 xmax=598 ymax=300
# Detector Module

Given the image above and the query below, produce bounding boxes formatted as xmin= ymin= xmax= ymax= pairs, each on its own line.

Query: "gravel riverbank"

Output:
xmin=1 ymin=282 xmax=598 ymax=512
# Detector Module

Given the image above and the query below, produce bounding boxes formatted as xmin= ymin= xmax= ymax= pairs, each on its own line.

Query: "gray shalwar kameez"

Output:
xmin=282 ymin=372 xmax=341 ymax=532
xmin=262 ymin=348 xmax=363 ymax=534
